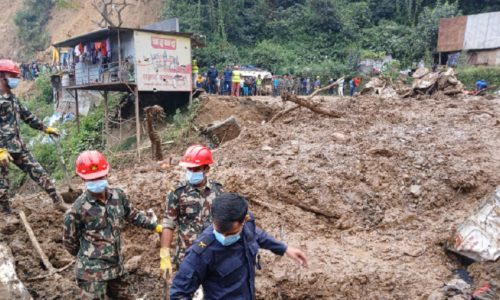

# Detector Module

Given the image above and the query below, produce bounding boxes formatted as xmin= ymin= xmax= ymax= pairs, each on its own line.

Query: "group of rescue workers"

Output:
xmin=0 ymin=58 xmax=308 ymax=299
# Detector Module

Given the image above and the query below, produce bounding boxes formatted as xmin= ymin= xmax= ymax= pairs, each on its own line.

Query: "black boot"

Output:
xmin=52 ymin=194 xmax=70 ymax=212
xmin=1 ymin=201 xmax=12 ymax=214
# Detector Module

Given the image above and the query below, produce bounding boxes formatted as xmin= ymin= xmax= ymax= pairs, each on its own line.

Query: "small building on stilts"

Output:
xmin=51 ymin=24 xmax=205 ymax=161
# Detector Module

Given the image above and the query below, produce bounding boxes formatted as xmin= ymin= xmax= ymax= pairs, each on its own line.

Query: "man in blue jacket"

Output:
xmin=170 ymin=193 xmax=308 ymax=300
xmin=476 ymin=79 xmax=487 ymax=92
xmin=207 ymin=63 xmax=219 ymax=95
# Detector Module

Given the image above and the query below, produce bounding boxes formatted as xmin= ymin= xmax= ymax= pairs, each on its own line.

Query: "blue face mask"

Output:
xmin=7 ymin=78 xmax=18 ymax=89
xmin=213 ymin=228 xmax=241 ymax=246
xmin=85 ymin=179 xmax=108 ymax=193
xmin=186 ymin=170 xmax=205 ymax=185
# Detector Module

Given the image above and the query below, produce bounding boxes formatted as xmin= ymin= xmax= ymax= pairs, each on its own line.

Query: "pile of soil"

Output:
xmin=2 ymin=93 xmax=500 ymax=299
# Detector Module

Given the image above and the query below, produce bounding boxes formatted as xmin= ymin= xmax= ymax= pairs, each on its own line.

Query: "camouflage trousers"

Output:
xmin=77 ymin=274 xmax=136 ymax=300
xmin=0 ymin=150 xmax=57 ymax=204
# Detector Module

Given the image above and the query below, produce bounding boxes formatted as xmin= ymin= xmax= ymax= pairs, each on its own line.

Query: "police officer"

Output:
xmin=160 ymin=145 xmax=224 ymax=277
xmin=0 ymin=59 xmax=67 ymax=214
xmin=170 ymin=193 xmax=308 ymax=299
xmin=207 ymin=63 xmax=219 ymax=95
xmin=223 ymin=64 xmax=232 ymax=95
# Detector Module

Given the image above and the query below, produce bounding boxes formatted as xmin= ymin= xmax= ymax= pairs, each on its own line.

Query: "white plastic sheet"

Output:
xmin=448 ymin=185 xmax=500 ymax=261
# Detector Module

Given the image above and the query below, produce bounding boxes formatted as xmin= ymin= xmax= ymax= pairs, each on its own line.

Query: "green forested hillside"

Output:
xmin=161 ymin=0 xmax=498 ymax=76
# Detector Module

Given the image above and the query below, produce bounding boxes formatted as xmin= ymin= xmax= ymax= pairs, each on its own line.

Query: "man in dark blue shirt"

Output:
xmin=223 ymin=64 xmax=232 ymax=95
xmin=207 ymin=63 xmax=219 ymax=95
xmin=170 ymin=193 xmax=308 ymax=300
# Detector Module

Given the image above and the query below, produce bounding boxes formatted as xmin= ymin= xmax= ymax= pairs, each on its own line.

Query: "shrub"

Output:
xmin=455 ymin=66 xmax=500 ymax=91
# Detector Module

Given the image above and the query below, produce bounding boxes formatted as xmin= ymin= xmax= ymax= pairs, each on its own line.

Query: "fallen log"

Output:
xmin=270 ymin=77 xmax=345 ymax=123
xmin=249 ymin=198 xmax=281 ymax=210
xmin=277 ymin=192 xmax=339 ymax=218
xmin=306 ymin=77 xmax=345 ymax=100
xmin=0 ymin=243 xmax=32 ymax=299
xmin=19 ymin=211 xmax=75 ymax=281
xmin=281 ymin=92 xmax=345 ymax=118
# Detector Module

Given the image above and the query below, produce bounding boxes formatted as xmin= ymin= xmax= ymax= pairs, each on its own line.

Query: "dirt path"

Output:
xmin=1 ymin=93 xmax=499 ymax=299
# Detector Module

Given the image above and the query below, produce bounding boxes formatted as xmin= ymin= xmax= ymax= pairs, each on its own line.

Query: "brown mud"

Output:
xmin=2 ymin=93 xmax=500 ymax=299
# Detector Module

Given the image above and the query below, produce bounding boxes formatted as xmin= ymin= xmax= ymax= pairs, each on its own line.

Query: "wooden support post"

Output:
xmin=439 ymin=52 xmax=441 ymax=66
xmin=134 ymin=85 xmax=141 ymax=162
xmin=104 ymin=89 xmax=109 ymax=149
xmin=189 ymin=91 xmax=193 ymax=108
xmin=75 ymin=89 xmax=80 ymax=134
xmin=118 ymin=29 xmax=122 ymax=82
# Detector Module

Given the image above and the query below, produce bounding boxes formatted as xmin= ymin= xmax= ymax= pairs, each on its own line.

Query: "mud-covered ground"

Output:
xmin=1 ymin=93 xmax=500 ymax=299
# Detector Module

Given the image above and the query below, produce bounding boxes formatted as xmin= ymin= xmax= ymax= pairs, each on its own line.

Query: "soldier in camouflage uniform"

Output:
xmin=294 ymin=77 xmax=301 ymax=95
xmin=277 ymin=76 xmax=284 ymax=94
xmin=287 ymin=76 xmax=293 ymax=93
xmin=63 ymin=150 xmax=162 ymax=299
xmin=0 ymin=59 xmax=67 ymax=214
xmin=160 ymin=145 xmax=224 ymax=279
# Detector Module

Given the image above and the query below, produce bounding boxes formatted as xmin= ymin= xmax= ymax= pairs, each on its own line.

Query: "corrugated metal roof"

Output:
xmin=438 ymin=11 xmax=500 ymax=52
xmin=464 ymin=11 xmax=500 ymax=50
xmin=437 ymin=16 xmax=467 ymax=52
xmin=53 ymin=27 xmax=206 ymax=48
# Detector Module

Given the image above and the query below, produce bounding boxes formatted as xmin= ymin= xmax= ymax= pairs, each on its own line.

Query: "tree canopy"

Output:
xmin=160 ymin=0 xmax=487 ymax=76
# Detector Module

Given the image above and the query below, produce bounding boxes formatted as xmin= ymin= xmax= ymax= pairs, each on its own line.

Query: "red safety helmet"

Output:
xmin=0 ymin=59 xmax=21 ymax=76
xmin=75 ymin=150 xmax=109 ymax=180
xmin=179 ymin=145 xmax=213 ymax=167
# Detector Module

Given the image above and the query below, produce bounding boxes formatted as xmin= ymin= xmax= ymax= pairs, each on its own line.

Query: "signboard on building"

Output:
xmin=134 ymin=31 xmax=192 ymax=92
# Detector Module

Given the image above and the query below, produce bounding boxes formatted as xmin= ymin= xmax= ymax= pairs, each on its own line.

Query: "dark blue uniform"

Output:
xmin=207 ymin=67 xmax=219 ymax=94
xmin=170 ymin=212 xmax=287 ymax=300
xmin=223 ymin=69 xmax=233 ymax=93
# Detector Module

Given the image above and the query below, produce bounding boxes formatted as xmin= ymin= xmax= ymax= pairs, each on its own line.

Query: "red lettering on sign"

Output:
xmin=151 ymin=37 xmax=177 ymax=50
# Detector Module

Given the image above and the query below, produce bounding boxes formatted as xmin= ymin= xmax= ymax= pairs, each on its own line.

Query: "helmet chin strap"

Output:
xmin=0 ymin=72 xmax=10 ymax=95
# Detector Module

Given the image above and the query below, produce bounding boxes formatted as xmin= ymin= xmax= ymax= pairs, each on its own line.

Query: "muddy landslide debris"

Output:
xmin=2 ymin=92 xmax=500 ymax=299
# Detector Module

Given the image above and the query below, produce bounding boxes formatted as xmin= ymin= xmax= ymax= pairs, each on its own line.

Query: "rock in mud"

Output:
xmin=410 ymin=185 xmax=421 ymax=197
xmin=332 ymin=133 xmax=345 ymax=141
xmin=125 ymin=255 xmax=142 ymax=273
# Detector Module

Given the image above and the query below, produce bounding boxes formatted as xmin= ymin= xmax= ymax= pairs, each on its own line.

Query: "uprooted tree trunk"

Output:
xmin=270 ymin=77 xmax=345 ymax=123
xmin=91 ymin=0 xmax=133 ymax=28
xmin=144 ymin=105 xmax=166 ymax=161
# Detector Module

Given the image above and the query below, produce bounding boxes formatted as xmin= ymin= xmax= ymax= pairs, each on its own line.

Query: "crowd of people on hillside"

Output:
xmin=192 ymin=58 xmax=362 ymax=98
xmin=18 ymin=60 xmax=64 ymax=81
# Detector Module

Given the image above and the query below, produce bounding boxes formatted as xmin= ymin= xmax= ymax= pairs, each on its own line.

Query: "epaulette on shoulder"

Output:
xmin=193 ymin=234 xmax=215 ymax=255
xmin=110 ymin=187 xmax=123 ymax=199
xmin=210 ymin=179 xmax=223 ymax=186
xmin=171 ymin=181 xmax=188 ymax=192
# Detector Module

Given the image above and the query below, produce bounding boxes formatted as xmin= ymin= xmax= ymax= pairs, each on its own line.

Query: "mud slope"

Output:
xmin=1 ymin=94 xmax=500 ymax=299
xmin=0 ymin=0 xmax=164 ymax=60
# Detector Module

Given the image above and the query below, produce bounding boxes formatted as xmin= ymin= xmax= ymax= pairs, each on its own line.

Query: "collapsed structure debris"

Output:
xmin=447 ymin=186 xmax=500 ymax=262
xmin=199 ymin=116 xmax=241 ymax=147
xmin=361 ymin=68 xmax=466 ymax=98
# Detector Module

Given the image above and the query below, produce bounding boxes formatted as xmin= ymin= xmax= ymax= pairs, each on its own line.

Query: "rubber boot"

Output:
xmin=1 ymin=201 xmax=12 ymax=214
xmin=52 ymin=194 xmax=70 ymax=212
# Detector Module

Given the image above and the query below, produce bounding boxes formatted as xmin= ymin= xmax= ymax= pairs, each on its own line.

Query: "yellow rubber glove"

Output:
xmin=160 ymin=247 xmax=172 ymax=281
xmin=45 ymin=127 xmax=60 ymax=136
xmin=0 ymin=149 xmax=13 ymax=168
xmin=155 ymin=224 xmax=162 ymax=233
